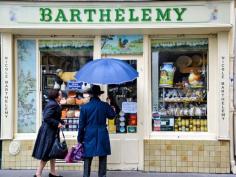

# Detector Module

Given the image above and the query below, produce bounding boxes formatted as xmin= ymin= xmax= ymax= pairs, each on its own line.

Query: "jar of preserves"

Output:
xmin=196 ymin=118 xmax=200 ymax=128
xmin=185 ymin=119 xmax=189 ymax=127
xmin=193 ymin=119 xmax=197 ymax=126
xmin=200 ymin=126 xmax=205 ymax=132
xmin=203 ymin=118 xmax=207 ymax=126
xmin=181 ymin=119 xmax=186 ymax=126
xmin=200 ymin=119 xmax=204 ymax=126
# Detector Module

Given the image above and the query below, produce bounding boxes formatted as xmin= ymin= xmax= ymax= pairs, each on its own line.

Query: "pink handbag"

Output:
xmin=65 ymin=143 xmax=84 ymax=163
xmin=72 ymin=143 xmax=84 ymax=161
xmin=64 ymin=147 xmax=75 ymax=163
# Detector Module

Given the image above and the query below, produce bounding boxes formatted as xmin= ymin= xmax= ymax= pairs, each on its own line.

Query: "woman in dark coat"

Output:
xmin=32 ymin=89 xmax=64 ymax=177
xmin=78 ymin=85 xmax=116 ymax=177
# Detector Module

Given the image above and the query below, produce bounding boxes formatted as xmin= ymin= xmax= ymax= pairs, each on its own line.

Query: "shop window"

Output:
xmin=151 ymin=38 xmax=208 ymax=132
xmin=17 ymin=40 xmax=37 ymax=133
xmin=39 ymin=40 xmax=93 ymax=132
xmin=107 ymin=60 xmax=137 ymax=134
xmin=0 ymin=35 xmax=1 ymax=138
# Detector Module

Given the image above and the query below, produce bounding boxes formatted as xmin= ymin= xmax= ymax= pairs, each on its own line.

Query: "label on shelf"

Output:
xmin=67 ymin=81 xmax=83 ymax=90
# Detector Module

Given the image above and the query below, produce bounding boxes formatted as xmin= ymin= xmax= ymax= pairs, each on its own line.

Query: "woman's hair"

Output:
xmin=47 ymin=89 xmax=60 ymax=99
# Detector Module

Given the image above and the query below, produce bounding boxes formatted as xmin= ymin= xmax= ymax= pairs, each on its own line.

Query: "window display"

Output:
xmin=151 ymin=39 xmax=208 ymax=132
xmin=107 ymin=60 xmax=137 ymax=134
xmin=39 ymin=40 xmax=93 ymax=132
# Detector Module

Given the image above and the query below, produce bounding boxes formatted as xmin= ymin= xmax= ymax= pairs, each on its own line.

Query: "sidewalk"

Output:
xmin=0 ymin=170 xmax=235 ymax=177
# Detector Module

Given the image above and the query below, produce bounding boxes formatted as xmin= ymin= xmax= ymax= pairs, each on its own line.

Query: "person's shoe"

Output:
xmin=49 ymin=173 xmax=63 ymax=177
xmin=34 ymin=175 xmax=41 ymax=177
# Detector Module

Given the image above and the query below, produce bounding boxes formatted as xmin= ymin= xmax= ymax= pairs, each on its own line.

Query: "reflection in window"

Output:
xmin=151 ymin=39 xmax=208 ymax=132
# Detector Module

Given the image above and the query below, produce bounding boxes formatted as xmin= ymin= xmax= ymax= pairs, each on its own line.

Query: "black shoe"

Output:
xmin=49 ymin=173 xmax=63 ymax=177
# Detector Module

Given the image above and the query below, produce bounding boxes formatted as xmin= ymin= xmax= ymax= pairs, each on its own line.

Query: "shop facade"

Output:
xmin=0 ymin=0 xmax=235 ymax=173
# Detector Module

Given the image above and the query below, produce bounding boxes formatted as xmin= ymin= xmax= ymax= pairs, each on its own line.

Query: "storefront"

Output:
xmin=0 ymin=0 xmax=235 ymax=173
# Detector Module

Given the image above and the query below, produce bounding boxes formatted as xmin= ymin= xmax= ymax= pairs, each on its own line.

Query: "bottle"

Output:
xmin=61 ymin=82 xmax=66 ymax=91
xmin=53 ymin=81 xmax=60 ymax=89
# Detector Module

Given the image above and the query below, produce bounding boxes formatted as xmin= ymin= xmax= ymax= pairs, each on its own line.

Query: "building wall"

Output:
xmin=144 ymin=140 xmax=230 ymax=173
xmin=1 ymin=140 xmax=99 ymax=171
xmin=1 ymin=139 xmax=231 ymax=173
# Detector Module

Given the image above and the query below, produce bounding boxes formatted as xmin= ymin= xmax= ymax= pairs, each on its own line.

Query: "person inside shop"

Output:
xmin=106 ymin=94 xmax=121 ymax=114
xmin=77 ymin=85 xmax=116 ymax=177
xmin=32 ymin=89 xmax=64 ymax=177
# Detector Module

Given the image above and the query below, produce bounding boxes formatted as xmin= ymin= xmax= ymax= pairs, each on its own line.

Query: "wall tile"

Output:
xmin=143 ymin=140 xmax=230 ymax=173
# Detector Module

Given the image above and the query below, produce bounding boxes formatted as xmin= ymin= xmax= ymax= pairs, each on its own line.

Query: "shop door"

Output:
xmin=102 ymin=56 xmax=144 ymax=170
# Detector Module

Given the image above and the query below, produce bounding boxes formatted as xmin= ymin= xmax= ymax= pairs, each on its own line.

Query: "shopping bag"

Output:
xmin=65 ymin=146 xmax=75 ymax=163
xmin=72 ymin=143 xmax=84 ymax=161
xmin=49 ymin=129 xmax=68 ymax=159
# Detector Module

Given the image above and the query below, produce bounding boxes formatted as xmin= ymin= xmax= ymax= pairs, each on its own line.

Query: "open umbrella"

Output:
xmin=75 ymin=58 xmax=138 ymax=84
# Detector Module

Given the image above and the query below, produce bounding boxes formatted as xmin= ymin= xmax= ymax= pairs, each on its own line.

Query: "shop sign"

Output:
xmin=0 ymin=3 xmax=230 ymax=26
xmin=39 ymin=7 xmax=187 ymax=23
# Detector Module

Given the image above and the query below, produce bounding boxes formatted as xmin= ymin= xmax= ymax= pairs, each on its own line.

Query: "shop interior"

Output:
xmin=40 ymin=41 xmax=93 ymax=132
xmin=152 ymin=49 xmax=208 ymax=132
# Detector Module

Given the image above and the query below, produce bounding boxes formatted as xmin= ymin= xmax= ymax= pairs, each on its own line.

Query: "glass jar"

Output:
xmin=185 ymin=119 xmax=190 ymax=127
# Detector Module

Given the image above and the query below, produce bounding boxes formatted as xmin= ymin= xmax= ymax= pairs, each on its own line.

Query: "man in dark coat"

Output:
xmin=78 ymin=85 xmax=116 ymax=177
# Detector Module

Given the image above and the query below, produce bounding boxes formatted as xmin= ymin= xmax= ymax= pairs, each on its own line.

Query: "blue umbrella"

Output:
xmin=75 ymin=58 xmax=139 ymax=84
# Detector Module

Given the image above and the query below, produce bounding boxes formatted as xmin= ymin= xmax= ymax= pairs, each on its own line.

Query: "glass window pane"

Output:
xmin=17 ymin=40 xmax=37 ymax=133
xmin=39 ymin=40 xmax=93 ymax=132
xmin=107 ymin=60 xmax=137 ymax=134
xmin=151 ymin=38 xmax=208 ymax=132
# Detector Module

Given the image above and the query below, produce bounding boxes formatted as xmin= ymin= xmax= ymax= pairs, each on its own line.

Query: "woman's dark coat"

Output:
xmin=32 ymin=99 xmax=63 ymax=161
xmin=77 ymin=97 xmax=116 ymax=157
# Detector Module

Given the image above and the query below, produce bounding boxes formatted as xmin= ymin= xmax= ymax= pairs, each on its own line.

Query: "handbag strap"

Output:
xmin=57 ymin=128 xmax=66 ymax=141
xmin=60 ymin=128 xmax=66 ymax=141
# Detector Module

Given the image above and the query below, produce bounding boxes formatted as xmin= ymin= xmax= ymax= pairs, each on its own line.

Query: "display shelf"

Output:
xmin=156 ymin=115 xmax=207 ymax=118
xmin=62 ymin=117 xmax=79 ymax=119
xmin=159 ymin=86 xmax=206 ymax=89
xmin=159 ymin=100 xmax=207 ymax=103
xmin=61 ymin=104 xmax=80 ymax=106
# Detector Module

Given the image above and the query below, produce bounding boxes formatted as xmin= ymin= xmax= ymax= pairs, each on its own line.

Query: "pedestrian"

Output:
xmin=78 ymin=85 xmax=116 ymax=177
xmin=32 ymin=89 xmax=64 ymax=177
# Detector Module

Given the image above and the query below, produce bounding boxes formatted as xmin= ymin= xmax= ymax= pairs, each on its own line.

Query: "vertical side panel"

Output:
xmin=218 ymin=32 xmax=230 ymax=139
xmin=1 ymin=33 xmax=13 ymax=139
